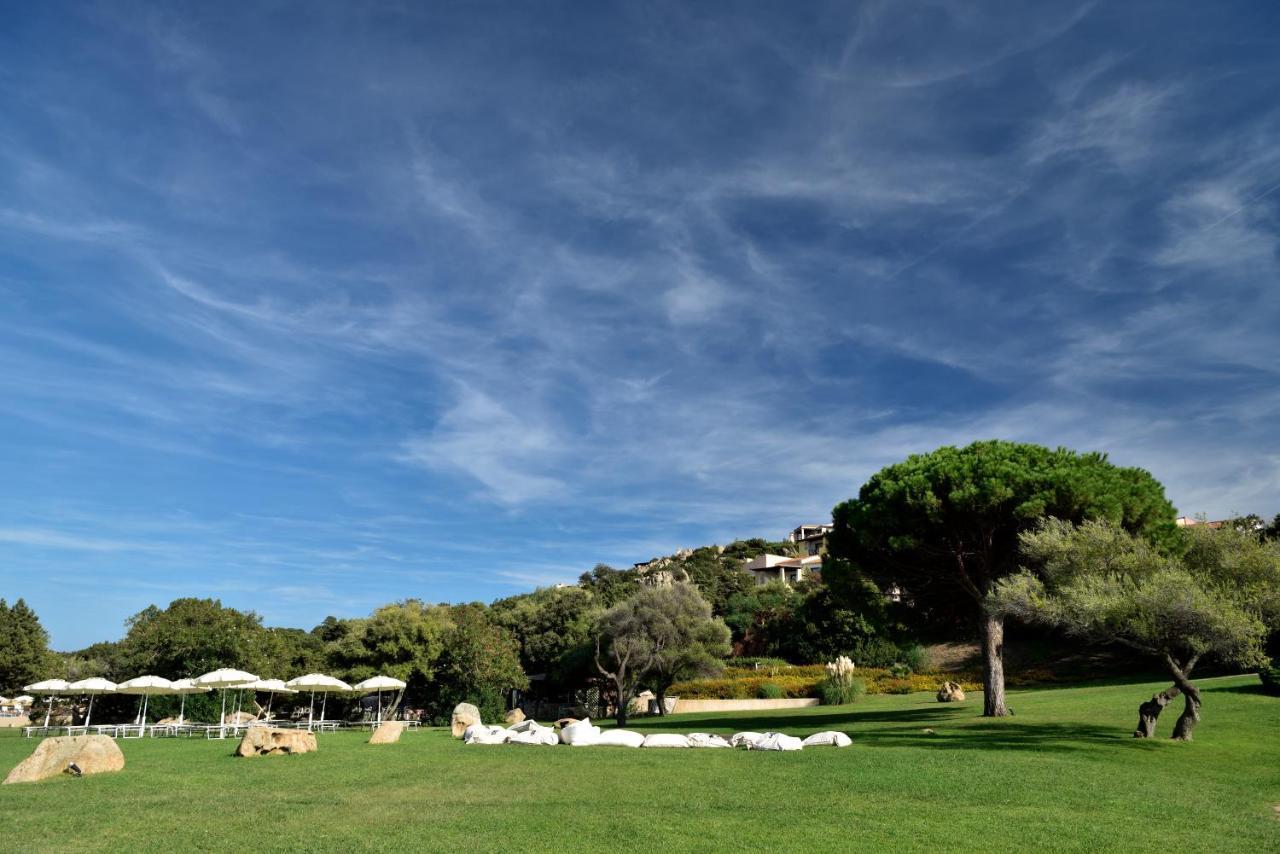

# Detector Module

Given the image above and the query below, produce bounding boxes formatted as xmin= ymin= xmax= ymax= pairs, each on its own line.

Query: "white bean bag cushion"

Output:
xmin=750 ymin=732 xmax=804 ymax=751
xmin=463 ymin=724 xmax=510 ymax=745
xmin=560 ymin=718 xmax=602 ymax=745
xmin=729 ymin=731 xmax=765 ymax=748
xmin=802 ymin=731 xmax=852 ymax=748
xmin=590 ymin=729 xmax=645 ymax=748
xmin=507 ymin=718 xmax=540 ymax=733
xmin=641 ymin=733 xmax=690 ymax=748
xmin=686 ymin=733 xmax=732 ymax=749
xmin=506 ymin=722 xmax=559 ymax=745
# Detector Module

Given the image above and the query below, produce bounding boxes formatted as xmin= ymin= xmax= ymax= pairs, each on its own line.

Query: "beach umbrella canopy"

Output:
xmin=285 ymin=674 xmax=353 ymax=726
xmin=15 ymin=695 xmax=34 ymax=704
xmin=194 ymin=669 xmax=259 ymax=725
xmin=24 ymin=679 xmax=71 ymax=727
xmin=118 ymin=675 xmax=176 ymax=725
xmin=68 ymin=678 xmax=117 ymax=727
xmin=353 ymin=676 xmax=407 ymax=725
xmin=168 ymin=679 xmax=210 ymax=725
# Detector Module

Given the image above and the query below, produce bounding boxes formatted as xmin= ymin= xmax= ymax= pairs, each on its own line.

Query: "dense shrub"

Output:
xmin=757 ymin=682 xmax=784 ymax=699
xmin=888 ymin=663 xmax=910 ymax=678
xmin=818 ymin=675 xmax=866 ymax=706
xmin=883 ymin=678 xmax=914 ymax=695
xmin=899 ymin=644 xmax=929 ymax=673
xmin=851 ymin=638 xmax=904 ymax=669
xmin=1261 ymin=659 xmax=1280 ymax=696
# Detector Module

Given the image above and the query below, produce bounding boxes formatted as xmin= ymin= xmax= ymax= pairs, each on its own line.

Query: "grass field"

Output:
xmin=1 ymin=674 xmax=1277 ymax=852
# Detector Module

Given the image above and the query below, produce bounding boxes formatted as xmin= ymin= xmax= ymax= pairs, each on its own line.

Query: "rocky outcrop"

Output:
xmin=451 ymin=703 xmax=481 ymax=738
xmin=503 ymin=708 xmax=526 ymax=725
xmin=369 ymin=722 xmax=405 ymax=745
xmin=936 ymin=681 xmax=966 ymax=703
xmin=235 ymin=727 xmax=317 ymax=757
xmin=4 ymin=735 xmax=125 ymax=784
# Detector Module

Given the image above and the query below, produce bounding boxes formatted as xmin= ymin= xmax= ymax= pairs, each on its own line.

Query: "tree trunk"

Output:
xmin=655 ymin=687 xmax=667 ymax=716
xmin=614 ymin=680 xmax=629 ymax=728
xmin=1171 ymin=685 xmax=1201 ymax=741
xmin=1133 ymin=686 xmax=1179 ymax=738
xmin=980 ymin=612 xmax=1008 ymax=717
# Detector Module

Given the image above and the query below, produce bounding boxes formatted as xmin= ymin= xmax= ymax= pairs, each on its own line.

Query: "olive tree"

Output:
xmin=992 ymin=519 xmax=1280 ymax=740
xmin=639 ymin=584 xmax=730 ymax=715
xmin=829 ymin=440 xmax=1178 ymax=716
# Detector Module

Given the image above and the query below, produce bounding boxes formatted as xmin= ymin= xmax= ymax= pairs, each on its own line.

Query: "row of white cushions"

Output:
xmin=466 ymin=719 xmax=850 ymax=750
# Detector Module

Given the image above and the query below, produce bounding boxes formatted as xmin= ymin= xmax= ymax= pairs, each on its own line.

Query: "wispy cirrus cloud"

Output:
xmin=1 ymin=2 xmax=1277 ymax=648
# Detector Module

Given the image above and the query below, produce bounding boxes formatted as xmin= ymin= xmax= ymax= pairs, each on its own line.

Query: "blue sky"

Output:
xmin=2 ymin=2 xmax=1278 ymax=650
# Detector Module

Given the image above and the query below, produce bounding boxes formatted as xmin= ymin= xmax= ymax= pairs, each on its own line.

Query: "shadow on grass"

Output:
xmin=616 ymin=705 xmax=1156 ymax=754
xmin=853 ymin=721 xmax=1159 ymax=753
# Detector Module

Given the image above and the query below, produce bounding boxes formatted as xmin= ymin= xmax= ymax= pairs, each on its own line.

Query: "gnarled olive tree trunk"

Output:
xmin=1134 ymin=653 xmax=1201 ymax=740
xmin=1133 ymin=686 xmax=1179 ymax=738
xmin=981 ymin=613 xmax=1008 ymax=717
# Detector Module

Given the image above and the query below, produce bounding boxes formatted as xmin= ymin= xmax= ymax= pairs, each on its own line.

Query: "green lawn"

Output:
xmin=1 ymin=675 xmax=1277 ymax=852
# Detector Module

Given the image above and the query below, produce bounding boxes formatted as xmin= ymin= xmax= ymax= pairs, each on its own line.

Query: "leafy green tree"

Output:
xmin=0 ymin=598 xmax=55 ymax=693
xmin=829 ymin=440 xmax=1178 ymax=716
xmin=723 ymin=581 xmax=802 ymax=656
xmin=327 ymin=600 xmax=450 ymax=714
xmin=637 ymin=584 xmax=731 ymax=714
xmin=433 ymin=604 xmax=529 ymax=723
xmin=669 ymin=546 xmax=754 ymax=615
xmin=992 ymin=520 xmax=1280 ymax=740
xmin=578 ymin=564 xmax=641 ymax=608
xmin=119 ymin=598 xmax=275 ymax=677
xmin=593 ymin=594 xmax=660 ymax=726
xmin=491 ymin=585 xmax=599 ymax=693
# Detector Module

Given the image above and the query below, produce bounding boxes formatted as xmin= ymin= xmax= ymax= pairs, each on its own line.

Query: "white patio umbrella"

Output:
xmin=24 ymin=679 xmax=70 ymax=727
xmin=234 ymin=679 xmax=295 ymax=720
xmin=67 ymin=678 xmax=117 ymax=727
xmin=193 ymin=668 xmax=258 ymax=725
xmin=168 ymin=679 xmax=210 ymax=725
xmin=353 ymin=675 xmax=407 ymax=726
xmin=15 ymin=695 xmax=34 ymax=705
xmin=285 ymin=674 xmax=353 ymax=728
xmin=117 ymin=675 xmax=175 ymax=725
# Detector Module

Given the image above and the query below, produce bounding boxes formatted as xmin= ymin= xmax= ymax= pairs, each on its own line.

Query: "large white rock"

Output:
xmin=235 ymin=727 xmax=317 ymax=757
xmin=4 ymin=735 xmax=124 ymax=784
xmin=451 ymin=703 xmax=481 ymax=738
xmin=368 ymin=722 xmax=405 ymax=745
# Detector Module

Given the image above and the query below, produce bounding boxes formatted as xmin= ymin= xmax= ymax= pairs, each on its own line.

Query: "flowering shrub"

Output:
xmin=671 ymin=665 xmax=981 ymax=699
xmin=757 ymin=682 xmax=784 ymax=699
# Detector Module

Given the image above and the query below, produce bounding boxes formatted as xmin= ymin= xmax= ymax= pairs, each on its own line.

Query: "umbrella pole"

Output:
xmin=321 ymin=693 xmax=327 ymax=723
xmin=143 ymin=695 xmax=150 ymax=724
xmin=136 ymin=697 xmax=144 ymax=726
xmin=378 ymin=691 xmax=382 ymax=726
xmin=179 ymin=694 xmax=186 ymax=726
xmin=267 ymin=692 xmax=274 ymax=719
xmin=44 ymin=696 xmax=52 ymax=728
xmin=221 ymin=690 xmax=227 ymax=726
xmin=86 ymin=695 xmax=94 ymax=728
xmin=309 ymin=691 xmax=315 ymax=729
